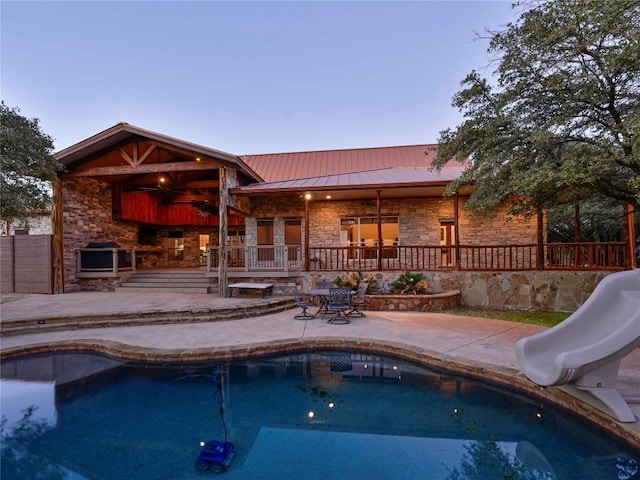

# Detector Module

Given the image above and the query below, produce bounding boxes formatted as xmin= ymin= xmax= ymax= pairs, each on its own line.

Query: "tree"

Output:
xmin=0 ymin=103 xmax=63 ymax=225
xmin=433 ymin=0 xmax=640 ymax=216
xmin=546 ymin=195 xmax=639 ymax=242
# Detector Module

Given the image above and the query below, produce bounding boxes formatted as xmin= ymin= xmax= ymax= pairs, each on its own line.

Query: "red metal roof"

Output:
xmin=240 ymin=144 xmax=449 ymax=182
xmin=232 ymin=166 xmax=465 ymax=195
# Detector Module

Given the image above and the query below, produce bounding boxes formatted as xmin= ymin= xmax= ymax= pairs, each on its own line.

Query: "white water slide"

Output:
xmin=515 ymin=269 xmax=640 ymax=422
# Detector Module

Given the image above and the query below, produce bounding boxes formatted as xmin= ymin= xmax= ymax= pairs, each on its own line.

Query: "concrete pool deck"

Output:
xmin=1 ymin=291 xmax=638 ymax=452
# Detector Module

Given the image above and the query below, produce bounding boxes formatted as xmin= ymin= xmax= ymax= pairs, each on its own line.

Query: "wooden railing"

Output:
xmin=545 ymin=242 xmax=627 ymax=270
xmin=208 ymin=245 xmax=302 ymax=272
xmin=206 ymin=242 xmax=628 ymax=273
xmin=307 ymin=245 xmax=541 ymax=271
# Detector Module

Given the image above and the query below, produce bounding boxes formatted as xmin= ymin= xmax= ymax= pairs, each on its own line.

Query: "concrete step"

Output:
xmin=121 ymin=279 xmax=213 ymax=285
xmin=0 ymin=297 xmax=296 ymax=336
xmin=115 ymin=285 xmax=212 ymax=294
xmin=133 ymin=271 xmax=207 ymax=277
xmin=120 ymin=270 xmax=216 ymax=294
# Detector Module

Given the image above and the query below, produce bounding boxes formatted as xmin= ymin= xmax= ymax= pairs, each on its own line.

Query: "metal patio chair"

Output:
xmin=347 ymin=281 xmax=368 ymax=317
xmin=292 ymin=287 xmax=316 ymax=320
xmin=326 ymin=287 xmax=352 ymax=324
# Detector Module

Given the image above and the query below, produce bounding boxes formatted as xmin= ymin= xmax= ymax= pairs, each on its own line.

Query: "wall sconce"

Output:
xmin=304 ymin=193 xmax=312 ymax=200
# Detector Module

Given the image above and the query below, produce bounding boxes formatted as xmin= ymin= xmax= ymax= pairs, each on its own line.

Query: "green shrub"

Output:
xmin=390 ymin=272 xmax=429 ymax=295
xmin=334 ymin=272 xmax=377 ymax=293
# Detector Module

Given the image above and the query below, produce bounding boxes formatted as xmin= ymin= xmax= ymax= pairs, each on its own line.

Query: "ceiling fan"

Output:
xmin=131 ymin=176 xmax=185 ymax=196
xmin=172 ymin=198 xmax=219 ymax=217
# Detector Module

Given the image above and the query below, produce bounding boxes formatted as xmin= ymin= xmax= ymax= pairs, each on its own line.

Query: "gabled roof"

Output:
xmin=240 ymin=144 xmax=445 ymax=182
xmin=230 ymin=165 xmax=473 ymax=201
xmin=55 ymin=122 xmax=263 ymax=182
xmin=231 ymin=166 xmax=465 ymax=195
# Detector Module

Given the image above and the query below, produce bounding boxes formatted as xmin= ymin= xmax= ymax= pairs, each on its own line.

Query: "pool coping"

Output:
xmin=2 ymin=334 xmax=639 ymax=453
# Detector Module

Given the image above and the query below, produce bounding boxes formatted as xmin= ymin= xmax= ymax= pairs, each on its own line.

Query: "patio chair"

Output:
xmin=347 ymin=281 xmax=368 ymax=317
xmin=326 ymin=287 xmax=352 ymax=324
xmin=292 ymin=287 xmax=316 ymax=320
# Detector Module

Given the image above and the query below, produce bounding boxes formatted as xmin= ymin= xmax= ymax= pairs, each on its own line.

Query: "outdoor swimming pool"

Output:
xmin=1 ymin=351 xmax=638 ymax=479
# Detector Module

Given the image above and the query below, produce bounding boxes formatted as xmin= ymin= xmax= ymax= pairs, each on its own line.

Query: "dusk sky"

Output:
xmin=1 ymin=1 xmax=521 ymax=155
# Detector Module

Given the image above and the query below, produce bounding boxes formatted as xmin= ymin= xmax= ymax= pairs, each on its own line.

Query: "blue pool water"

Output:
xmin=1 ymin=351 xmax=638 ymax=480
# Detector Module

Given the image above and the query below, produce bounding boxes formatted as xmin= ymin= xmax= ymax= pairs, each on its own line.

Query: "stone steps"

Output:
xmin=116 ymin=270 xmax=216 ymax=294
xmin=0 ymin=297 xmax=296 ymax=336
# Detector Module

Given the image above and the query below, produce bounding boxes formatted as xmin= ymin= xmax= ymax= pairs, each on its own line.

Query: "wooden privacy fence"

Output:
xmin=1 ymin=235 xmax=53 ymax=294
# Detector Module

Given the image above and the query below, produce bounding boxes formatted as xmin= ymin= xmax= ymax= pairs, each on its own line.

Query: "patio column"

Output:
xmin=573 ymin=203 xmax=581 ymax=268
xmin=574 ymin=203 xmax=581 ymax=242
xmin=376 ymin=190 xmax=382 ymax=271
xmin=219 ymin=166 xmax=229 ymax=297
xmin=52 ymin=180 xmax=65 ymax=293
xmin=624 ymin=203 xmax=636 ymax=269
xmin=454 ymin=192 xmax=461 ymax=271
xmin=304 ymin=193 xmax=310 ymax=271
xmin=536 ymin=209 xmax=544 ymax=270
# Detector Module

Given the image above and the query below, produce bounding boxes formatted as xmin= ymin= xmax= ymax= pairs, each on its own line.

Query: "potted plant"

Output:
xmin=335 ymin=271 xmax=377 ymax=293
xmin=390 ymin=272 xmax=429 ymax=295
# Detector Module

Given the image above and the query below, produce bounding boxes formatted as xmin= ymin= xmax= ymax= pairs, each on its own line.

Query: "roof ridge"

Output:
xmin=251 ymin=165 xmax=441 ymax=186
xmin=240 ymin=143 xmax=438 ymax=157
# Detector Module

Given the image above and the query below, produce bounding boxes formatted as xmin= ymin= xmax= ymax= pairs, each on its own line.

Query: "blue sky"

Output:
xmin=1 ymin=1 xmax=520 ymax=154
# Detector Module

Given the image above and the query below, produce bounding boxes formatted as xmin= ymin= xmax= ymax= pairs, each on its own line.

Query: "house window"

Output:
xmin=167 ymin=231 xmax=184 ymax=261
xmin=340 ymin=216 xmax=399 ymax=259
xmin=439 ymin=219 xmax=456 ymax=266
xmin=257 ymin=219 xmax=274 ymax=261
xmin=284 ymin=218 xmax=302 ymax=261
xmin=227 ymin=230 xmax=245 ymax=267
xmin=199 ymin=234 xmax=210 ymax=265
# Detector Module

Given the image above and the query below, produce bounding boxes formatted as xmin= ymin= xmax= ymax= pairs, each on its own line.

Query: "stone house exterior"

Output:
xmin=49 ymin=123 xmax=633 ymax=310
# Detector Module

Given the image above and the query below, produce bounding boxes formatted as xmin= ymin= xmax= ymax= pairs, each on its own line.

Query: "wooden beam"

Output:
xmin=181 ymin=180 xmax=220 ymax=189
xmin=304 ymin=196 xmax=310 ymax=271
xmin=624 ymin=203 xmax=635 ymax=269
xmin=117 ymin=141 xmax=155 ymax=167
xmin=61 ymin=160 xmax=222 ymax=178
xmin=52 ymin=181 xmax=65 ymax=293
xmin=218 ymin=167 xmax=229 ymax=298
xmin=119 ymin=148 xmax=136 ymax=166
xmin=376 ymin=190 xmax=382 ymax=271
xmin=537 ymin=210 xmax=545 ymax=270
xmin=574 ymin=203 xmax=581 ymax=242
xmin=454 ymin=192 xmax=461 ymax=271
xmin=137 ymin=144 xmax=157 ymax=165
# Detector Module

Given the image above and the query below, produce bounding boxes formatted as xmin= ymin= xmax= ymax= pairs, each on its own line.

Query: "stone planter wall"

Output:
xmin=365 ymin=290 xmax=461 ymax=312
xmin=302 ymin=270 xmax=616 ymax=312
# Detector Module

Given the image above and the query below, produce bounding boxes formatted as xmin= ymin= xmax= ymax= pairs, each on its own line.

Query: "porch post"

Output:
xmin=624 ymin=203 xmax=636 ymax=269
xmin=304 ymin=194 xmax=310 ymax=271
xmin=536 ymin=209 xmax=544 ymax=270
xmin=218 ymin=166 xmax=230 ymax=297
xmin=454 ymin=192 xmax=461 ymax=271
xmin=574 ymin=203 xmax=581 ymax=242
xmin=573 ymin=202 xmax=581 ymax=268
xmin=376 ymin=190 xmax=382 ymax=271
xmin=52 ymin=180 xmax=65 ymax=293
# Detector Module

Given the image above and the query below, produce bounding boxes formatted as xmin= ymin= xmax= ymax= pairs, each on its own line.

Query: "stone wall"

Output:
xmin=248 ymin=195 xmax=537 ymax=247
xmin=300 ymin=270 xmax=614 ymax=312
xmin=365 ymin=291 xmax=461 ymax=312
xmin=62 ymin=178 xmax=221 ymax=289
xmin=62 ymin=178 xmax=138 ymax=289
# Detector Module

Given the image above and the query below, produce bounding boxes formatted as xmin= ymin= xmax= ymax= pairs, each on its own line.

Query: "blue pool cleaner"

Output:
xmin=158 ymin=365 xmax=234 ymax=473
xmin=195 ymin=365 xmax=234 ymax=473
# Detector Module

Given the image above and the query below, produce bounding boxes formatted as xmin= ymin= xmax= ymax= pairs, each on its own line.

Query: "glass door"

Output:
xmin=167 ymin=231 xmax=184 ymax=262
